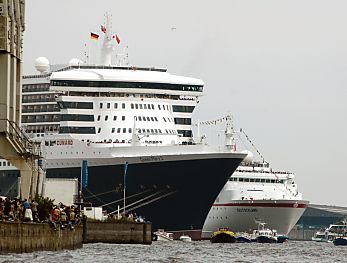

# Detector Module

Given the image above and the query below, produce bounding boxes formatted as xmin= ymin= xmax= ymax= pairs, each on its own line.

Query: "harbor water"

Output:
xmin=0 ymin=241 xmax=346 ymax=263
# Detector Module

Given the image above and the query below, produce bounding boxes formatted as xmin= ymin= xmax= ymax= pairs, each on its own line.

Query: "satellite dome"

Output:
xmin=68 ymin=58 xmax=83 ymax=66
xmin=242 ymin=150 xmax=254 ymax=163
xmin=34 ymin=57 xmax=50 ymax=73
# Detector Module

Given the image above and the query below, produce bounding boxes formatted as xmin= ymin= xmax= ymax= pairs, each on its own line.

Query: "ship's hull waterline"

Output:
xmin=202 ymin=200 xmax=308 ymax=238
xmin=46 ymin=152 xmax=245 ymax=232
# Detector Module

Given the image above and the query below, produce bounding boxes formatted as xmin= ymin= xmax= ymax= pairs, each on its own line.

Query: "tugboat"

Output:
xmin=252 ymin=222 xmax=277 ymax=243
xmin=210 ymin=228 xmax=237 ymax=243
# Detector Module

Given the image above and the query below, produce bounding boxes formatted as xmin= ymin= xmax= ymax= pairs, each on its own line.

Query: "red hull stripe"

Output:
xmin=213 ymin=203 xmax=307 ymax=208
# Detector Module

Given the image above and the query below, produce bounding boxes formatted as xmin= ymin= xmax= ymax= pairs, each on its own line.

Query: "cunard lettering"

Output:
xmin=56 ymin=139 xmax=73 ymax=146
xmin=140 ymin=156 xmax=164 ymax=162
xmin=237 ymin=208 xmax=258 ymax=213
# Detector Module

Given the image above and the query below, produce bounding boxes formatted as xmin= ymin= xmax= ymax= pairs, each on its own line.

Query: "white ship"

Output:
xmin=0 ymin=19 xmax=246 ymax=233
xmin=202 ymin=151 xmax=308 ymax=238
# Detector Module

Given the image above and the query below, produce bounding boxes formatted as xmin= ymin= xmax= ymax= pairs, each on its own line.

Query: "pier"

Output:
xmin=0 ymin=222 xmax=82 ymax=253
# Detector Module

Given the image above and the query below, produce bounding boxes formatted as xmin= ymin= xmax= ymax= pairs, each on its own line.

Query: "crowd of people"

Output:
xmin=0 ymin=197 xmax=82 ymax=230
xmin=0 ymin=197 xmax=38 ymax=222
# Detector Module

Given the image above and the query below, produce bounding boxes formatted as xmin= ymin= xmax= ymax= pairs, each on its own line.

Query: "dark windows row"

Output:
xmin=22 ymin=104 xmax=60 ymax=113
xmin=177 ymin=130 xmax=192 ymax=137
xmin=51 ymin=80 xmax=203 ymax=92
xmin=131 ymin=103 xmax=155 ymax=110
xmin=174 ymin=118 xmax=191 ymax=125
xmin=59 ymin=126 xmax=96 ymax=134
xmin=23 ymin=94 xmax=56 ymax=103
xmin=101 ymin=102 xmax=125 ymax=109
xmin=108 ymin=127 xmax=177 ymax=135
xmin=22 ymin=114 xmax=61 ymax=123
xmin=24 ymin=124 xmax=60 ymax=134
xmin=58 ymin=101 xmax=93 ymax=109
xmin=172 ymin=105 xmax=195 ymax=113
xmin=61 ymin=114 xmax=95 ymax=122
xmin=22 ymin=84 xmax=50 ymax=93
xmin=229 ymin=177 xmax=284 ymax=184
xmin=135 ymin=116 xmax=158 ymax=122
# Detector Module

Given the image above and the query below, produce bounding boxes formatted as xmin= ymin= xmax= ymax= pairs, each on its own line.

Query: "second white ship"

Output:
xmin=202 ymin=152 xmax=308 ymax=238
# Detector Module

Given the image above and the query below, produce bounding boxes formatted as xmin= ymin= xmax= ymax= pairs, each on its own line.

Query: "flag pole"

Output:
xmin=123 ymin=161 xmax=128 ymax=216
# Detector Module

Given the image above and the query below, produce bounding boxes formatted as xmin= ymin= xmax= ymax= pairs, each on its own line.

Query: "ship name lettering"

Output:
xmin=56 ymin=139 xmax=73 ymax=146
xmin=140 ymin=156 xmax=164 ymax=162
xmin=236 ymin=208 xmax=258 ymax=213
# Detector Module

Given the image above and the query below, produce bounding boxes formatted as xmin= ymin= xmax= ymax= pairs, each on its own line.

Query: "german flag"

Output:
xmin=90 ymin=32 xmax=99 ymax=40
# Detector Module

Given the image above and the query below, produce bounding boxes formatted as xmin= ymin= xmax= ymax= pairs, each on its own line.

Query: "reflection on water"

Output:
xmin=0 ymin=241 xmax=346 ymax=263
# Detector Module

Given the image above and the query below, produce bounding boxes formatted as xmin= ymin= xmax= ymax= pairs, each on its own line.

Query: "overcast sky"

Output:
xmin=24 ymin=0 xmax=347 ymax=206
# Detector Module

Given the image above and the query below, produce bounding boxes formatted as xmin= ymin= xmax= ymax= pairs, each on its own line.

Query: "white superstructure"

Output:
xmin=202 ymin=156 xmax=308 ymax=237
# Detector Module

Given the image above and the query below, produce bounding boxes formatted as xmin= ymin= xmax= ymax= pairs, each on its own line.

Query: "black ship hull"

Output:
xmin=46 ymin=156 xmax=243 ymax=232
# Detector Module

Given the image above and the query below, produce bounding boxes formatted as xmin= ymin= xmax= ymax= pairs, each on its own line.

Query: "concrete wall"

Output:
xmin=85 ymin=220 xmax=152 ymax=245
xmin=0 ymin=222 xmax=82 ymax=253
xmin=288 ymin=228 xmax=316 ymax=241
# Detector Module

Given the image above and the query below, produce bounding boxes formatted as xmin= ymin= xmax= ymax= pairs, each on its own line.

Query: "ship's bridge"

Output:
xmin=50 ymin=66 xmax=204 ymax=97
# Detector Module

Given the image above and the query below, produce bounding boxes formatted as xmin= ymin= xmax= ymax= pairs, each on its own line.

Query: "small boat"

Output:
xmin=211 ymin=228 xmax=236 ymax=243
xmin=236 ymin=232 xmax=252 ymax=243
xmin=179 ymin=235 xmax=192 ymax=242
xmin=311 ymin=230 xmax=328 ymax=242
xmin=153 ymin=229 xmax=173 ymax=241
xmin=334 ymin=236 xmax=347 ymax=246
xmin=252 ymin=223 xmax=277 ymax=243
xmin=277 ymin=235 xmax=289 ymax=243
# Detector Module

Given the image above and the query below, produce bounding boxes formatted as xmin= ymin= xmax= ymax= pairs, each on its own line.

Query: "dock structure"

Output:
xmin=0 ymin=0 xmax=42 ymax=199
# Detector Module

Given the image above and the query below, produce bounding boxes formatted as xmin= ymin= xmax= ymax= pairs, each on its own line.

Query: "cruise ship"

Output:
xmin=202 ymin=151 xmax=308 ymax=238
xmin=0 ymin=21 xmax=246 ymax=232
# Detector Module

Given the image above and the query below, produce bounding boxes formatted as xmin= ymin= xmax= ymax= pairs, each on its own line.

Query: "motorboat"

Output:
xmin=210 ymin=228 xmax=236 ymax=243
xmin=334 ymin=236 xmax=347 ymax=246
xmin=179 ymin=235 xmax=192 ymax=242
xmin=153 ymin=229 xmax=173 ymax=241
xmin=236 ymin=232 xmax=252 ymax=243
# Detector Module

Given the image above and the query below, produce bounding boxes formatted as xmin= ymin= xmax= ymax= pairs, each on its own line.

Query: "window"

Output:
xmin=142 ymin=129 xmax=145 ymax=133
xmin=98 ymin=128 xmax=101 ymax=133
xmin=135 ymin=104 xmax=138 ymax=109
xmin=97 ymin=115 xmax=101 ymax=121
xmin=163 ymin=117 xmax=166 ymax=122
xmin=154 ymin=129 xmax=158 ymax=133
xmin=122 ymin=116 xmax=125 ymax=121
xmin=154 ymin=117 xmax=158 ymax=121
xmin=107 ymin=103 xmax=110 ymax=109
xmin=116 ymin=128 xmax=121 ymax=133
xmin=114 ymin=103 xmax=118 ymax=109
xmin=139 ymin=116 xmax=142 ymax=121
xmin=100 ymin=103 xmax=103 ymax=109
xmin=105 ymin=116 xmax=108 ymax=121
xmin=128 ymin=128 xmax=132 ymax=133
xmin=158 ymin=129 xmax=162 ymax=133
xmin=147 ymin=104 xmax=151 ymax=109
xmin=139 ymin=104 xmax=143 ymax=109
xmin=146 ymin=129 xmax=150 ymax=133
xmin=150 ymin=117 xmax=154 ymax=121
xmin=250 ymin=179 xmax=255 ymax=182
xmin=123 ymin=128 xmax=126 ymax=133
xmin=151 ymin=104 xmax=154 ymax=109
xmin=150 ymin=129 xmax=154 ymax=133
xmin=158 ymin=105 xmax=161 ymax=110
xmin=113 ymin=116 xmax=117 ymax=121
xmin=131 ymin=103 xmax=134 ymax=109
xmin=122 ymin=103 xmax=125 ymax=109
xmin=144 ymin=104 xmax=147 ymax=109
xmin=112 ymin=128 xmax=115 ymax=133
xmin=143 ymin=116 xmax=146 ymax=121
xmin=146 ymin=117 xmax=150 ymax=121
